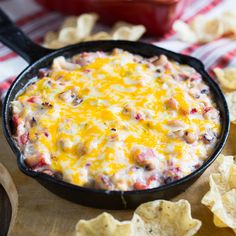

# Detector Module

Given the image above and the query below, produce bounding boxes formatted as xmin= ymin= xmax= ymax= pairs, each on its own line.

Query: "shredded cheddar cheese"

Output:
xmin=12 ymin=49 xmax=221 ymax=191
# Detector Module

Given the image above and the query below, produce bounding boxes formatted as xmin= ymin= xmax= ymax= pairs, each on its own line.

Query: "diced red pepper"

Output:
xmin=203 ymin=107 xmax=212 ymax=113
xmin=12 ymin=115 xmax=19 ymax=128
xmin=190 ymin=108 xmax=197 ymax=114
xmin=27 ymin=96 xmax=37 ymax=103
xmin=33 ymin=157 xmax=48 ymax=169
xmin=134 ymin=181 xmax=148 ymax=190
xmin=19 ymin=132 xmax=29 ymax=145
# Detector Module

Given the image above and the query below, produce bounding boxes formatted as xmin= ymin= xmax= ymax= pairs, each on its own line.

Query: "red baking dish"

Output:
xmin=36 ymin=0 xmax=191 ymax=36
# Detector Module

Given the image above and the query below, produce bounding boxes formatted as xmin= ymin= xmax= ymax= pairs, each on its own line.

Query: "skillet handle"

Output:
xmin=0 ymin=8 xmax=54 ymax=64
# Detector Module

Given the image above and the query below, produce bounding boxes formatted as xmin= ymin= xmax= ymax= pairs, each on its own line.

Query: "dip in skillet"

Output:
xmin=11 ymin=49 xmax=221 ymax=191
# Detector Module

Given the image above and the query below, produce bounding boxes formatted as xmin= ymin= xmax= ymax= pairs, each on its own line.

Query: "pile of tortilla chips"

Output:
xmin=43 ymin=13 xmax=146 ymax=49
xmin=75 ymin=199 xmax=201 ymax=236
xmin=202 ymin=154 xmax=236 ymax=233
xmin=173 ymin=11 xmax=236 ymax=43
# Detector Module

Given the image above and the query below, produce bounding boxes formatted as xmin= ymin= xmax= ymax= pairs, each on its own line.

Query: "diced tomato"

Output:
xmin=147 ymin=175 xmax=157 ymax=186
xmin=134 ymin=181 xmax=148 ymax=190
xmin=203 ymin=107 xmax=212 ymax=113
xmin=19 ymin=132 xmax=29 ymax=145
xmin=33 ymin=157 xmax=48 ymax=169
xmin=190 ymin=108 xmax=197 ymax=114
xmin=27 ymin=96 xmax=36 ymax=103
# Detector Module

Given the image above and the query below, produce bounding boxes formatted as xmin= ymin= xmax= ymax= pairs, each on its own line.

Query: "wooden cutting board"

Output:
xmin=0 ymin=119 xmax=236 ymax=236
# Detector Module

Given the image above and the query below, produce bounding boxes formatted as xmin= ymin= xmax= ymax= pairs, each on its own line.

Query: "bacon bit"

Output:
xmin=134 ymin=181 xmax=148 ymax=190
xmin=44 ymin=132 xmax=49 ymax=137
xmin=190 ymin=108 xmax=198 ymax=114
xmin=135 ymin=113 xmax=143 ymax=120
xmin=19 ymin=132 xmax=29 ymax=145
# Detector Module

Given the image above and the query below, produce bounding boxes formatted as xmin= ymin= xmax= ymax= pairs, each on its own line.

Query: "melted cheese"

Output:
xmin=14 ymin=50 xmax=221 ymax=190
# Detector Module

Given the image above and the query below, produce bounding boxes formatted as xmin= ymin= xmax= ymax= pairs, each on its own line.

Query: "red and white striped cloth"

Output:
xmin=0 ymin=0 xmax=236 ymax=99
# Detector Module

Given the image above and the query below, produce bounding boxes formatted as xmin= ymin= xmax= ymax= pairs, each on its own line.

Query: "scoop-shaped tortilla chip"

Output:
xmin=134 ymin=199 xmax=201 ymax=236
xmin=201 ymin=154 xmax=236 ymax=233
xmin=75 ymin=212 xmax=132 ymax=236
xmin=75 ymin=200 xmax=201 ymax=236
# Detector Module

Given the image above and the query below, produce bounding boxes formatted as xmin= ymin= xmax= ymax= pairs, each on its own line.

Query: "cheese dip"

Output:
xmin=11 ymin=49 xmax=221 ymax=191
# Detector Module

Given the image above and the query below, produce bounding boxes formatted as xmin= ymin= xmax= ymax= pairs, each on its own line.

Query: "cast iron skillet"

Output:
xmin=0 ymin=9 xmax=230 ymax=209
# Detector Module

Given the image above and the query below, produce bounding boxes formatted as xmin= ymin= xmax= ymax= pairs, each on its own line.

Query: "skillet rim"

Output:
xmin=2 ymin=40 xmax=230 ymax=196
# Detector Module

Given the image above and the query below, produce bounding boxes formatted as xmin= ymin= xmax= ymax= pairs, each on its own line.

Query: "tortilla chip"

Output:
xmin=225 ymin=91 xmax=236 ymax=122
xmin=84 ymin=32 xmax=112 ymax=41
xmin=173 ymin=20 xmax=197 ymax=43
xmin=214 ymin=67 xmax=236 ymax=90
xmin=75 ymin=212 xmax=132 ymax=236
xmin=201 ymin=154 xmax=236 ymax=233
xmin=134 ymin=199 xmax=201 ymax=236
xmin=75 ymin=13 xmax=99 ymax=39
xmin=58 ymin=27 xmax=78 ymax=44
xmin=61 ymin=16 xmax=78 ymax=28
xmin=75 ymin=200 xmax=201 ymax=236
xmin=174 ymin=11 xmax=236 ymax=43
xmin=111 ymin=22 xmax=146 ymax=41
xmin=221 ymin=11 xmax=236 ymax=36
xmin=43 ymin=15 xmax=145 ymax=48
